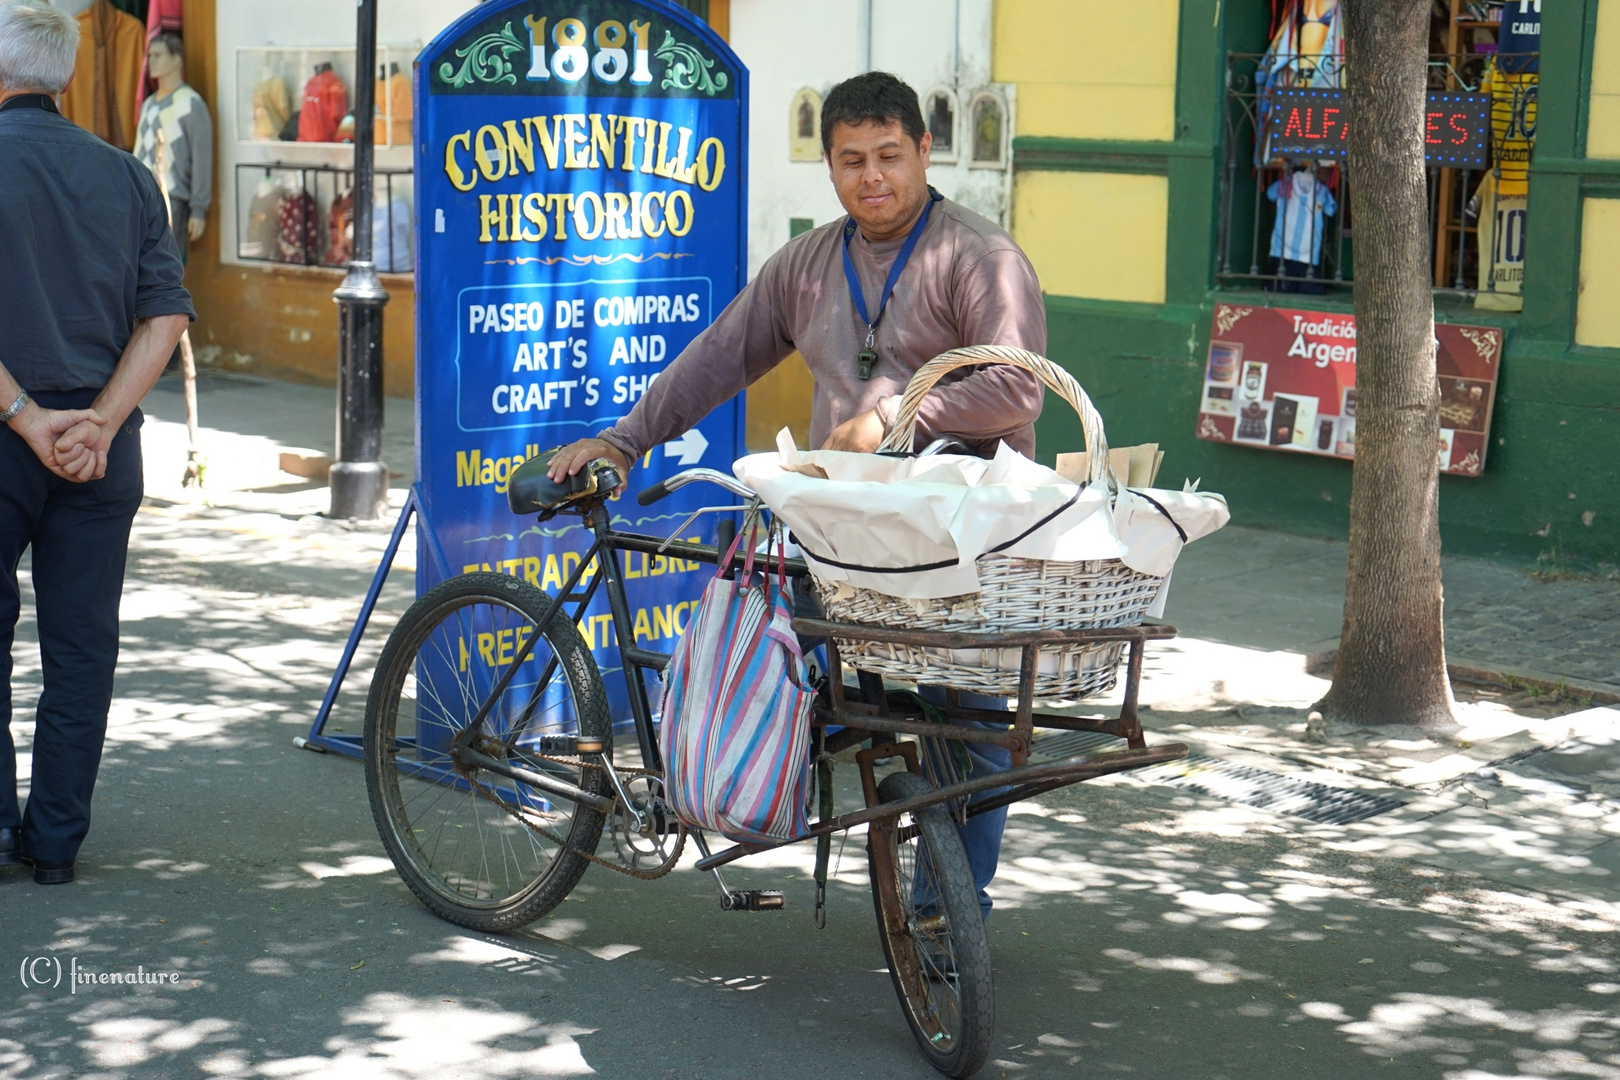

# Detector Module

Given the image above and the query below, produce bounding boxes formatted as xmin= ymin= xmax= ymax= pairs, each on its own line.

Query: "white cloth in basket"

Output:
xmin=735 ymin=443 xmax=1230 ymax=602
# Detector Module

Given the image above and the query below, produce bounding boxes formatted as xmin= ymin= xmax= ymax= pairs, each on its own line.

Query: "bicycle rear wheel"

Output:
xmin=364 ymin=572 xmax=611 ymax=931
xmin=868 ymin=769 xmax=995 ymax=1078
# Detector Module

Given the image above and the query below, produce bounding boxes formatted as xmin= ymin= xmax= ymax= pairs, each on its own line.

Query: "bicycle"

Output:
xmin=362 ymin=450 xmax=1187 ymax=1079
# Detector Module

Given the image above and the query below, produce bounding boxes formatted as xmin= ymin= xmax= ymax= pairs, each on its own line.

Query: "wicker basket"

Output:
xmin=813 ymin=346 xmax=1165 ymax=699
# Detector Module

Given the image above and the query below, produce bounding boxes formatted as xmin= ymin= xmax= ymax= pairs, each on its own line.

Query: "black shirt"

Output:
xmin=0 ymin=94 xmax=195 ymax=393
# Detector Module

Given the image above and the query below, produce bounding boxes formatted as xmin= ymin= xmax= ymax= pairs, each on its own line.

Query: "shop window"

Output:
xmin=1215 ymin=0 xmax=1537 ymax=304
xmin=923 ymin=86 xmax=957 ymax=161
xmin=235 ymin=163 xmax=414 ymax=274
xmin=789 ymin=87 xmax=822 ymax=162
xmin=968 ymin=91 xmax=1006 ymax=168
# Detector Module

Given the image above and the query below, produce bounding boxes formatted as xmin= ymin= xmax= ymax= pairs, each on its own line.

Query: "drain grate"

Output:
xmin=1032 ymin=731 xmax=1404 ymax=825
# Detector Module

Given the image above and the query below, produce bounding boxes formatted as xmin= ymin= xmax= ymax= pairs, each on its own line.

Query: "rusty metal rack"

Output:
xmin=691 ymin=618 xmax=1189 ymax=872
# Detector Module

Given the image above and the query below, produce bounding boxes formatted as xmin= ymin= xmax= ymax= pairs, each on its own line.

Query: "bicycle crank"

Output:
xmin=607 ymin=774 xmax=686 ymax=878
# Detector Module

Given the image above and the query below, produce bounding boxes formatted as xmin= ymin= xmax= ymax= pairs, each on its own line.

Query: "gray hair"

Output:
xmin=0 ymin=1 xmax=79 ymax=95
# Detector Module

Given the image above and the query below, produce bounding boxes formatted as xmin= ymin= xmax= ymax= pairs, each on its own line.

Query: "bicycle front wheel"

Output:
xmin=868 ymin=769 xmax=995 ymax=1078
xmin=364 ymin=572 xmax=611 ymax=931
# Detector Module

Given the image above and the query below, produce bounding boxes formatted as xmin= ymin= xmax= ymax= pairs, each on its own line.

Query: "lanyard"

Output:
xmin=841 ymin=187 xmax=942 ymax=380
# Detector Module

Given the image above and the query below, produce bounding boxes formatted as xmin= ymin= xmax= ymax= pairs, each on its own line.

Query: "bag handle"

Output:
xmin=714 ymin=522 xmax=748 ymax=584
xmin=876 ymin=345 xmax=1115 ymax=490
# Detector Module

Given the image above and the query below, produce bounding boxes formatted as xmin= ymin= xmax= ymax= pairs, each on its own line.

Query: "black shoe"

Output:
xmin=0 ymin=827 xmax=21 ymax=867
xmin=29 ymin=859 xmax=75 ymax=885
xmin=15 ymin=849 xmax=75 ymax=885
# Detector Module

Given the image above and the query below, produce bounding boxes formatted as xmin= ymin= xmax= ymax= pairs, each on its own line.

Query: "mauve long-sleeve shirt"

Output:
xmin=598 ymin=196 xmax=1047 ymax=461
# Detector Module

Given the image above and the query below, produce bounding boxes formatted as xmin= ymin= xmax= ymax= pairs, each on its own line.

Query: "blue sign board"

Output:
xmin=414 ymin=0 xmax=747 ymax=719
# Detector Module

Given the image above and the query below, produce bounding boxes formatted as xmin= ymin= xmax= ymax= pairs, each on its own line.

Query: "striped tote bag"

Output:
xmin=659 ymin=533 xmax=814 ymax=843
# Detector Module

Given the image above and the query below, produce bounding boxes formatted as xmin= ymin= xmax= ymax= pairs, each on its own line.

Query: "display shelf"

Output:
xmin=234 ymin=162 xmax=415 ymax=274
xmin=236 ymin=45 xmax=418 ymax=149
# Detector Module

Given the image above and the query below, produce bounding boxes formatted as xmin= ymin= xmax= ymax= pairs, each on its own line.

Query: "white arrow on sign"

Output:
xmin=663 ymin=428 xmax=709 ymax=466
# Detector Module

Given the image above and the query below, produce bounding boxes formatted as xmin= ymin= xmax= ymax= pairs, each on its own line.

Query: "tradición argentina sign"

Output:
xmin=1195 ymin=304 xmax=1502 ymax=477
xmin=414 ymin=0 xmax=747 ymax=719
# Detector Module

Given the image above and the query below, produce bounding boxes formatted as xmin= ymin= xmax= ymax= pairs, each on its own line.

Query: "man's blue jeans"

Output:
xmin=920 ymin=686 xmax=1010 ymax=922
xmin=792 ymin=582 xmax=1010 ymax=921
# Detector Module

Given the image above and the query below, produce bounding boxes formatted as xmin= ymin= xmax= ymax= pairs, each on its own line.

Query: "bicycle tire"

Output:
xmin=364 ymin=572 xmax=611 ymax=931
xmin=868 ymin=769 xmax=995 ymax=1078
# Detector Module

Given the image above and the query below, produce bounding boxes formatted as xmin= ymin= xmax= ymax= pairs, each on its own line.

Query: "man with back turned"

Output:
xmin=0 ymin=0 xmax=194 ymax=885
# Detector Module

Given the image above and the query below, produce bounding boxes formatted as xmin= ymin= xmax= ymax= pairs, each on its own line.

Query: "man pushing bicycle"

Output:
xmin=547 ymin=70 xmax=1048 ymax=919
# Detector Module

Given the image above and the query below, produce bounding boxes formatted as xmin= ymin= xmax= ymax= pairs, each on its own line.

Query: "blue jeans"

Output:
xmin=791 ymin=582 xmax=1009 ymax=920
xmin=920 ymin=686 xmax=1010 ymax=921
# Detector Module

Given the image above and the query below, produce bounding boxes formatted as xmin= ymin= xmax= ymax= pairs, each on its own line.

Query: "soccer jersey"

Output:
xmin=1267 ymin=168 xmax=1337 ymax=266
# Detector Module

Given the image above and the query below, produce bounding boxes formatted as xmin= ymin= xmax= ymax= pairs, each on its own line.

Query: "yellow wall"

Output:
xmin=993 ymin=0 xmax=1180 ymax=141
xmin=1589 ymin=0 xmax=1620 ymax=158
xmin=1012 ymin=170 xmax=1168 ymax=304
xmin=745 ymin=351 xmax=813 ymax=452
xmin=1576 ymin=198 xmax=1620 ymax=346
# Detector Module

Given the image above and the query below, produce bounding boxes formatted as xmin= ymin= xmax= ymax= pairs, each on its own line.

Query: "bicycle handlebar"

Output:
xmin=636 ymin=468 xmax=757 ymax=506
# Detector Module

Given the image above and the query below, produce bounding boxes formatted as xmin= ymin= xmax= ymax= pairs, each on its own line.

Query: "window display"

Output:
xmin=234 ymin=164 xmax=414 ymax=272
xmin=234 ymin=46 xmax=417 ymax=146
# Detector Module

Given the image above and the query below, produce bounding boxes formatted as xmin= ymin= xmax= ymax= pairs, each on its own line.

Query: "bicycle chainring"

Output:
xmin=608 ymin=775 xmax=686 ymax=878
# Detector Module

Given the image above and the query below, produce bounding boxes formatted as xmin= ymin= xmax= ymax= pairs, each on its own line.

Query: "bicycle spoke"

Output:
xmin=367 ymin=574 xmax=610 ymax=929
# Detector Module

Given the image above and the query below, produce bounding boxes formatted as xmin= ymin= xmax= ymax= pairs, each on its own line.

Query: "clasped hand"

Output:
xmin=13 ymin=404 xmax=113 ymax=482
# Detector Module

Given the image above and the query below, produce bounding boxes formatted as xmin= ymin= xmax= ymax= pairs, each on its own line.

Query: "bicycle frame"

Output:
xmin=450 ymin=486 xmax=1188 ymax=874
xmin=462 ymin=499 xmax=797 ymax=778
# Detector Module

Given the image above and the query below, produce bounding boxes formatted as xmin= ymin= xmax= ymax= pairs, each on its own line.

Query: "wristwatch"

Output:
xmin=0 ymin=391 xmax=29 ymax=424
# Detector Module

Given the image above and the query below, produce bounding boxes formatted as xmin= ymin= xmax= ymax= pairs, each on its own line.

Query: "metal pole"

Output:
xmin=330 ymin=0 xmax=390 ymax=520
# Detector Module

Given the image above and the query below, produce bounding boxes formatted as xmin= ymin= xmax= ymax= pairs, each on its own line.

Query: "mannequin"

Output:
xmin=133 ymin=30 xmax=211 ymax=256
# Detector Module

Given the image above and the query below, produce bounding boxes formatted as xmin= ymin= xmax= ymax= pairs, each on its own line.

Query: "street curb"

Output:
xmin=1306 ymin=644 xmax=1620 ymax=705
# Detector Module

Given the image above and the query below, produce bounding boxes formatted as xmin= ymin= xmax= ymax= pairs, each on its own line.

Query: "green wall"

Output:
xmin=1020 ymin=0 xmax=1620 ymax=567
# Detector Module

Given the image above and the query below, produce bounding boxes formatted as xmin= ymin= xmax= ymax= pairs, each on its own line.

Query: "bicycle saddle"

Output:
xmin=507 ymin=447 xmax=622 ymax=515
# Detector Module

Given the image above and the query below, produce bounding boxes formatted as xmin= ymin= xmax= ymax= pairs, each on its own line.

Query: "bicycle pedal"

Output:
xmin=721 ymin=890 xmax=785 ymax=912
xmin=537 ymin=734 xmax=606 ymax=755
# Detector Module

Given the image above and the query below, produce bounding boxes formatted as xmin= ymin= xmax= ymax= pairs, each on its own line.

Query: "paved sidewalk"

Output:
xmin=3 ymin=371 xmax=1619 ymax=1079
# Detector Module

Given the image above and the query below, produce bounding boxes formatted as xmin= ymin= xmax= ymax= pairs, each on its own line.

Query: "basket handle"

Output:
xmin=875 ymin=345 xmax=1114 ymax=489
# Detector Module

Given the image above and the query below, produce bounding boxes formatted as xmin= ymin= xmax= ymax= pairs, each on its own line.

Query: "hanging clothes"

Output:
xmin=1484 ymin=60 xmax=1537 ymax=198
xmin=1256 ymin=0 xmax=1344 ymax=164
xmin=60 ymin=0 xmax=146 ymax=151
xmin=1258 ymin=0 xmax=1344 ymax=90
xmin=1476 ymin=0 xmax=1537 ymax=309
xmin=241 ymin=179 xmax=282 ymax=260
xmin=251 ymin=72 xmax=291 ymax=140
xmin=324 ymin=190 xmax=355 ymax=267
xmin=1472 ymin=172 xmax=1527 ymax=311
xmin=374 ymin=64 xmax=412 ymax=146
xmin=132 ymin=0 xmax=183 ymax=112
xmin=371 ymin=194 xmax=414 ymax=273
xmin=276 ymin=187 xmax=321 ymax=265
xmin=1267 ymin=168 xmax=1336 ymax=266
xmin=297 ymin=65 xmax=348 ymax=143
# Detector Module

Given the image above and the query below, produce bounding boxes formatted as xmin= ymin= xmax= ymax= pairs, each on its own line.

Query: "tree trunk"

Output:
xmin=1316 ymin=0 xmax=1455 ymax=729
